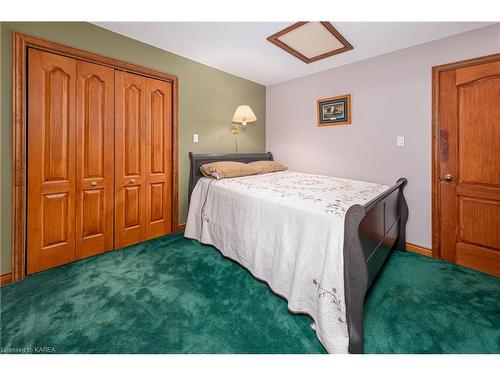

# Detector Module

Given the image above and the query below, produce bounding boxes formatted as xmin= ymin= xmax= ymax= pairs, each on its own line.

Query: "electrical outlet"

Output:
xmin=397 ymin=136 xmax=405 ymax=147
xmin=192 ymin=133 xmax=199 ymax=143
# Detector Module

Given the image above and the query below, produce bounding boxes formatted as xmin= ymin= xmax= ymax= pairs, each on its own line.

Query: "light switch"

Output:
xmin=192 ymin=133 xmax=199 ymax=143
xmin=397 ymin=136 xmax=405 ymax=147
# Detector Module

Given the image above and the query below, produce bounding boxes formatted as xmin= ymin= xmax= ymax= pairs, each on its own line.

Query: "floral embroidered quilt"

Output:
xmin=185 ymin=171 xmax=389 ymax=353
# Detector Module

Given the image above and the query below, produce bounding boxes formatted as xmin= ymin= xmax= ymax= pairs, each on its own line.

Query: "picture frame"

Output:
xmin=317 ymin=94 xmax=351 ymax=126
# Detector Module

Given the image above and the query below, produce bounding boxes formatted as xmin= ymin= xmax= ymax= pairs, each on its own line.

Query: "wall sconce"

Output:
xmin=232 ymin=105 xmax=257 ymax=152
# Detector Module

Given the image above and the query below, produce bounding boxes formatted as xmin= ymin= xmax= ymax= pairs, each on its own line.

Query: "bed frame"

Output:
xmin=188 ymin=152 xmax=408 ymax=354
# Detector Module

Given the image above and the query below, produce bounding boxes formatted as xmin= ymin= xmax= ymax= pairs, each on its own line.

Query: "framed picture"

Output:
xmin=317 ymin=94 xmax=351 ymax=126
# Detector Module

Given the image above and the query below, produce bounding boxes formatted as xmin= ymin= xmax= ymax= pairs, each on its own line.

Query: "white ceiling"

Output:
xmin=94 ymin=22 xmax=492 ymax=86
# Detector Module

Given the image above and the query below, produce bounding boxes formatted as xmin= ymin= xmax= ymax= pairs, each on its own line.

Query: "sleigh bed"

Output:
xmin=185 ymin=152 xmax=408 ymax=353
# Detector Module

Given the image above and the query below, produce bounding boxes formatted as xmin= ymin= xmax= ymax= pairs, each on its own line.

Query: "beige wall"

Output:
xmin=267 ymin=24 xmax=500 ymax=249
xmin=0 ymin=22 xmax=266 ymax=274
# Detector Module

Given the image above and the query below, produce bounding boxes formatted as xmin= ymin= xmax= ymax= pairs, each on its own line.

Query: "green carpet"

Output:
xmin=1 ymin=233 xmax=499 ymax=354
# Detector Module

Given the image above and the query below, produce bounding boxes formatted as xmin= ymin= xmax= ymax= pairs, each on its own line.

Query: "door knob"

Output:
xmin=129 ymin=179 xmax=136 ymax=184
xmin=442 ymin=174 xmax=453 ymax=182
xmin=90 ymin=181 xmax=97 ymax=187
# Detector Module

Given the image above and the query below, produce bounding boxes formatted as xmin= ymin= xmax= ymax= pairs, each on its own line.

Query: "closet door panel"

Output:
xmin=145 ymin=78 xmax=173 ymax=239
xmin=76 ymin=60 xmax=115 ymax=258
xmin=115 ymin=71 xmax=147 ymax=247
xmin=27 ymin=49 xmax=77 ymax=274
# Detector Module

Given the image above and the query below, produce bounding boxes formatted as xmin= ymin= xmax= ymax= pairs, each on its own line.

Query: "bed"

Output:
xmin=185 ymin=152 xmax=408 ymax=354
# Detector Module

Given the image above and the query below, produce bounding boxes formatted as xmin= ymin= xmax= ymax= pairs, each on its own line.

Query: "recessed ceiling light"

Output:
xmin=267 ymin=22 xmax=353 ymax=64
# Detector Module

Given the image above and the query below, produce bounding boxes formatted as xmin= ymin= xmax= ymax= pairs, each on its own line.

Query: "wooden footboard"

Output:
xmin=343 ymin=178 xmax=408 ymax=354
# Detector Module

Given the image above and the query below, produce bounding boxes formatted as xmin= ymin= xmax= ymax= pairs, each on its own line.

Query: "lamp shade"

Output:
xmin=232 ymin=105 xmax=257 ymax=125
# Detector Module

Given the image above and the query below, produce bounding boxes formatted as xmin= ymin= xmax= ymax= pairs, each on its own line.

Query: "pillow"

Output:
xmin=200 ymin=161 xmax=258 ymax=180
xmin=248 ymin=160 xmax=287 ymax=174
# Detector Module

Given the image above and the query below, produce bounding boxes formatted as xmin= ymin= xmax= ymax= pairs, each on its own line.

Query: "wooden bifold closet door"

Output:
xmin=114 ymin=71 xmax=172 ymax=248
xmin=27 ymin=49 xmax=115 ymax=273
xmin=75 ymin=60 xmax=115 ymax=259
xmin=27 ymin=49 xmax=173 ymax=274
xmin=144 ymin=77 xmax=173 ymax=240
xmin=114 ymin=71 xmax=147 ymax=248
xmin=27 ymin=49 xmax=77 ymax=274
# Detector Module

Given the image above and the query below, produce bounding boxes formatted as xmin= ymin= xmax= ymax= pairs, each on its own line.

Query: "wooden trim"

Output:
xmin=431 ymin=65 xmax=441 ymax=259
xmin=431 ymin=52 xmax=500 ymax=260
xmin=12 ymin=32 xmax=179 ymax=282
xmin=15 ymin=33 xmax=178 ymax=82
xmin=317 ymin=94 xmax=351 ymax=127
xmin=267 ymin=22 xmax=353 ymax=64
xmin=1 ymin=272 xmax=13 ymax=286
xmin=406 ymin=242 xmax=432 ymax=257
xmin=172 ymin=77 xmax=179 ymax=232
xmin=432 ymin=52 xmax=500 ymax=72
xmin=12 ymin=32 xmax=27 ymax=282
xmin=175 ymin=224 xmax=186 ymax=233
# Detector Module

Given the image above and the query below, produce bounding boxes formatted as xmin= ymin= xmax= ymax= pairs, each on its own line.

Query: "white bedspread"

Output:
xmin=185 ymin=171 xmax=389 ymax=353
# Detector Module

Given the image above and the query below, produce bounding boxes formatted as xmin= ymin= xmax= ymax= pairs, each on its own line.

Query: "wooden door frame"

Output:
xmin=431 ymin=52 xmax=500 ymax=259
xmin=12 ymin=32 xmax=180 ymax=282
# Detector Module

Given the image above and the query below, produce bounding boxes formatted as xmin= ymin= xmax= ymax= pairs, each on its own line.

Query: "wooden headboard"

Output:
xmin=188 ymin=152 xmax=274 ymax=202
